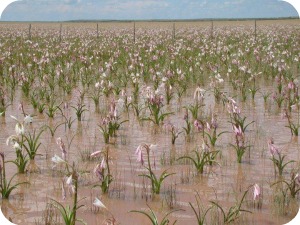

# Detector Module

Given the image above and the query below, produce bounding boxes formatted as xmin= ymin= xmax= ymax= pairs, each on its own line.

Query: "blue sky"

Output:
xmin=1 ymin=0 xmax=298 ymax=21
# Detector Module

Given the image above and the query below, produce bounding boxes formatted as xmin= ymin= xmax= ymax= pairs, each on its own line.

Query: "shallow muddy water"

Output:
xmin=0 ymin=20 xmax=300 ymax=225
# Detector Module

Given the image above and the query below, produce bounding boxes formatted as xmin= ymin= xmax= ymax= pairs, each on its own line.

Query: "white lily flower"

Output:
xmin=51 ymin=154 xmax=66 ymax=164
xmin=117 ymin=98 xmax=125 ymax=110
xmin=291 ymin=104 xmax=297 ymax=110
xmin=193 ymin=87 xmax=205 ymax=101
xmin=6 ymin=135 xmax=18 ymax=146
xmin=15 ymin=123 xmax=24 ymax=135
xmin=13 ymin=142 xmax=21 ymax=150
xmin=93 ymin=197 xmax=107 ymax=209
xmin=6 ymin=138 xmax=10 ymax=146
xmin=10 ymin=115 xmax=19 ymax=122
xmin=149 ymin=144 xmax=157 ymax=151
xmin=10 ymin=115 xmax=25 ymax=135
xmin=162 ymin=77 xmax=168 ymax=82
xmin=24 ymin=115 xmax=33 ymax=124
xmin=66 ymin=175 xmax=73 ymax=185
xmin=95 ymin=82 xmax=100 ymax=88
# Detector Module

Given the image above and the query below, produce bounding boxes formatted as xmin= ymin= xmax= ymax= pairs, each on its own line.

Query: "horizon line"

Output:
xmin=0 ymin=16 xmax=298 ymax=23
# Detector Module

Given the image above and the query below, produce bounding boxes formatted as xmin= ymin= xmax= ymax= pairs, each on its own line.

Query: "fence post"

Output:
xmin=97 ymin=23 xmax=99 ymax=38
xmin=211 ymin=20 xmax=214 ymax=39
xmin=173 ymin=22 xmax=175 ymax=40
xmin=59 ymin=23 xmax=62 ymax=42
xmin=28 ymin=24 xmax=31 ymax=40
xmin=254 ymin=20 xmax=257 ymax=42
xmin=133 ymin=22 xmax=136 ymax=44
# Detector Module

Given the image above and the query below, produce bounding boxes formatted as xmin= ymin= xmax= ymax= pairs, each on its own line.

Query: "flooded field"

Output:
xmin=0 ymin=19 xmax=300 ymax=225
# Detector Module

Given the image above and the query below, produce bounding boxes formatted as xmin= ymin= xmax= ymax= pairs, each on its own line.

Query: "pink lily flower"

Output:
xmin=90 ymin=150 xmax=102 ymax=158
xmin=253 ymin=184 xmax=260 ymax=200
xmin=233 ymin=125 xmax=243 ymax=137
xmin=268 ymin=138 xmax=280 ymax=156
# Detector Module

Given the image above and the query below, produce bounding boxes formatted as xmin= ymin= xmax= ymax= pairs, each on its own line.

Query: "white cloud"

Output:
xmin=224 ymin=0 xmax=245 ymax=5
xmin=102 ymin=0 xmax=169 ymax=12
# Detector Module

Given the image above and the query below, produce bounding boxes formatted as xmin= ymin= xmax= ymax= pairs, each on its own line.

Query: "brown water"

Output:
xmin=0 ymin=20 xmax=300 ymax=225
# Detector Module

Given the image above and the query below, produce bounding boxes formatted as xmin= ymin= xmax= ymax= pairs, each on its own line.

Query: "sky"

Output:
xmin=1 ymin=0 xmax=299 ymax=21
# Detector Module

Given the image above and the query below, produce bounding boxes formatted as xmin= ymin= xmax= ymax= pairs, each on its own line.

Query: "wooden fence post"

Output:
xmin=211 ymin=20 xmax=214 ymax=39
xmin=97 ymin=23 xmax=99 ymax=38
xmin=28 ymin=24 xmax=31 ymax=40
xmin=173 ymin=22 xmax=175 ymax=40
xmin=133 ymin=22 xmax=136 ymax=44
xmin=254 ymin=20 xmax=257 ymax=42
xmin=59 ymin=23 xmax=62 ymax=42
